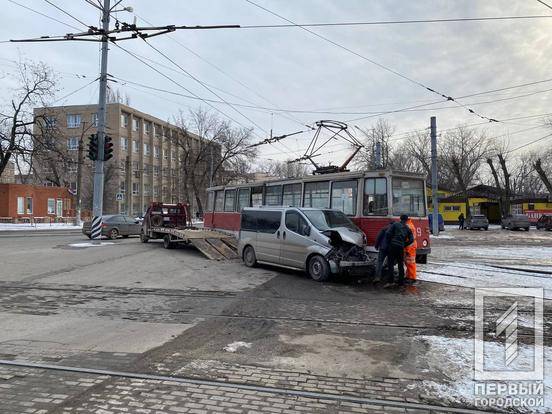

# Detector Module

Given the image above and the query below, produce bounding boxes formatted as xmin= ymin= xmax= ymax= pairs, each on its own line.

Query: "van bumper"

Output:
xmin=330 ymin=260 xmax=374 ymax=277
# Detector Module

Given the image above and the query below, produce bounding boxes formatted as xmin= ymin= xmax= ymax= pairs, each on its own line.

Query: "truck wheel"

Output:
xmin=163 ymin=235 xmax=173 ymax=249
xmin=243 ymin=246 xmax=257 ymax=267
xmin=140 ymin=231 xmax=149 ymax=243
xmin=308 ymin=255 xmax=330 ymax=282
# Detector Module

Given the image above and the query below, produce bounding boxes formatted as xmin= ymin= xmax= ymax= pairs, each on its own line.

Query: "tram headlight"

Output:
xmin=422 ymin=239 xmax=428 ymax=247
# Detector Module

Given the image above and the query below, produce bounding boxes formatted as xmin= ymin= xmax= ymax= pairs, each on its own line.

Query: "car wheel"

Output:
xmin=243 ymin=245 xmax=257 ymax=267
xmin=140 ymin=231 xmax=149 ymax=243
xmin=163 ymin=235 xmax=172 ymax=249
xmin=484 ymin=227 xmax=488 ymax=231
xmin=308 ymin=255 xmax=330 ymax=282
xmin=525 ymin=227 xmax=530 ymax=231
xmin=501 ymin=224 xmax=505 ymax=229
xmin=109 ymin=229 xmax=119 ymax=240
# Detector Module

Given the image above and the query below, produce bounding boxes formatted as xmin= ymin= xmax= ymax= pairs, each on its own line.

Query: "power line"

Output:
xmin=7 ymin=0 xmax=82 ymax=31
xmin=240 ymin=15 xmax=552 ymax=28
xmin=53 ymin=77 xmax=99 ymax=104
xmin=245 ymin=0 xmax=501 ymax=124
xmin=42 ymin=0 xmax=90 ymax=29
xmin=506 ymin=132 xmax=552 ymax=153
xmin=536 ymin=0 xmax=552 ymax=11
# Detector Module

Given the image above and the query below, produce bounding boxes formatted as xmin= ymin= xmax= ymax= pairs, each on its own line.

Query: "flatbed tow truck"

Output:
xmin=140 ymin=202 xmax=238 ymax=260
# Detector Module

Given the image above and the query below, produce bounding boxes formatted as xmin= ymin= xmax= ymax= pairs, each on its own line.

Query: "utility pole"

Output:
xmin=76 ymin=122 xmax=86 ymax=226
xmin=90 ymin=0 xmax=111 ymax=241
xmin=430 ymin=116 xmax=439 ymax=236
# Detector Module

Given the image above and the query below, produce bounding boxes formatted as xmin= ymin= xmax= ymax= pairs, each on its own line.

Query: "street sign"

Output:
xmin=116 ymin=193 xmax=123 ymax=201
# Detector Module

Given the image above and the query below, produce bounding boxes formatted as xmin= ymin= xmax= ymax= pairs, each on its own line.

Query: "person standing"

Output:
xmin=404 ymin=218 xmax=417 ymax=284
xmin=458 ymin=212 xmax=465 ymax=230
xmin=384 ymin=215 xmax=414 ymax=287
xmin=373 ymin=223 xmax=391 ymax=283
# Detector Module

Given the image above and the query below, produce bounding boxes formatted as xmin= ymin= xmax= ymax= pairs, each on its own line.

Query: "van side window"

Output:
xmin=285 ymin=211 xmax=307 ymax=234
xmin=257 ymin=211 xmax=281 ymax=233
xmin=241 ymin=211 xmax=257 ymax=231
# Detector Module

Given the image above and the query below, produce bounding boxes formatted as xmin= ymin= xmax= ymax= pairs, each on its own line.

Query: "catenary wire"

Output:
xmin=536 ymin=0 xmax=552 ymax=11
xmin=7 ymin=0 xmax=82 ymax=31
xmin=42 ymin=0 xmax=90 ymax=29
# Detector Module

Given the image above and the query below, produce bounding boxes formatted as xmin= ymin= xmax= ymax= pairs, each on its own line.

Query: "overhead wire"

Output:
xmin=42 ymin=0 xmax=90 ymax=29
xmin=536 ymin=0 xmax=552 ymax=12
xmin=7 ymin=0 xmax=82 ymax=31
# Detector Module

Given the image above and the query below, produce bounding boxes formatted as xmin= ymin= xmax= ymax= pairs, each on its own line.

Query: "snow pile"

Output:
xmin=418 ymin=335 xmax=551 ymax=412
xmin=430 ymin=234 xmax=455 ymax=239
xmin=223 ymin=341 xmax=251 ymax=353
xmin=68 ymin=242 xmax=115 ymax=248
xmin=0 ymin=223 xmax=82 ymax=231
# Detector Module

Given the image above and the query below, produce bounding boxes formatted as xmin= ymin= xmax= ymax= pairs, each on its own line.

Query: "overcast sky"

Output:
xmin=2 ymin=0 xmax=552 ymax=169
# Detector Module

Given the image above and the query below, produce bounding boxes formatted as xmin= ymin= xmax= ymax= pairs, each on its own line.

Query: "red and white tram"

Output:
xmin=205 ymin=169 xmax=431 ymax=263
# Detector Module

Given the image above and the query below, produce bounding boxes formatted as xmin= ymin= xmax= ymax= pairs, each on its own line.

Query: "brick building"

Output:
xmin=33 ymin=103 xmax=216 ymax=217
xmin=0 ymin=183 xmax=73 ymax=220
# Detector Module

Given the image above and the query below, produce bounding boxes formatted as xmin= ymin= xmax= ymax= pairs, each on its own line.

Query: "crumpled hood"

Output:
xmin=322 ymin=227 xmax=365 ymax=247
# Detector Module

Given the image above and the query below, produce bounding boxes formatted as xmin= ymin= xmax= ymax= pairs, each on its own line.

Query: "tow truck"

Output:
xmin=140 ymin=202 xmax=238 ymax=260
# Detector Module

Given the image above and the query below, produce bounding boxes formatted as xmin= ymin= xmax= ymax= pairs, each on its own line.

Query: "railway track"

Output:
xmin=0 ymin=359 xmax=493 ymax=414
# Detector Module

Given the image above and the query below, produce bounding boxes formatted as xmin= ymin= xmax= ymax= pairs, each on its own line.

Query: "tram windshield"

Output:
xmin=391 ymin=177 xmax=426 ymax=217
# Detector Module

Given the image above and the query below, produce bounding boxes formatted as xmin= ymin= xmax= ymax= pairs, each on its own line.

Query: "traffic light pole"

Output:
xmin=90 ymin=0 xmax=111 ymax=241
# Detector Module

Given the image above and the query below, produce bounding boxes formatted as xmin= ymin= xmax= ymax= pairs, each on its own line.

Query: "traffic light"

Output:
xmin=87 ymin=134 xmax=98 ymax=161
xmin=103 ymin=135 xmax=113 ymax=161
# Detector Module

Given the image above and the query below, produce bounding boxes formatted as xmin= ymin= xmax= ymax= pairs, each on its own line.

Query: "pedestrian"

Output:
xmin=404 ymin=218 xmax=417 ymax=284
xmin=384 ymin=214 xmax=414 ymax=287
xmin=373 ymin=223 xmax=391 ymax=283
xmin=458 ymin=212 xmax=465 ymax=230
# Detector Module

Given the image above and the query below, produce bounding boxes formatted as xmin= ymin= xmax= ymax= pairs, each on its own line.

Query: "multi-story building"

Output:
xmin=33 ymin=103 xmax=215 ymax=217
xmin=0 ymin=161 xmax=15 ymax=184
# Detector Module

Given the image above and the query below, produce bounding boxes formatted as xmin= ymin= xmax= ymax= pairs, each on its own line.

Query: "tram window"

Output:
xmin=237 ymin=188 xmax=250 ymax=211
xmin=283 ymin=183 xmax=302 ymax=206
xmin=363 ymin=178 xmax=388 ymax=216
xmin=251 ymin=186 xmax=263 ymax=207
xmin=214 ymin=190 xmax=224 ymax=212
xmin=265 ymin=185 xmax=282 ymax=206
xmin=206 ymin=191 xmax=214 ymax=212
xmin=331 ymin=180 xmax=357 ymax=215
xmin=303 ymin=181 xmax=329 ymax=208
xmin=224 ymin=189 xmax=236 ymax=212
xmin=392 ymin=178 xmax=426 ymax=217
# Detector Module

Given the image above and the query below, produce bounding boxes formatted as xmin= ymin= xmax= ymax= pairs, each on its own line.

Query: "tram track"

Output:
xmin=427 ymin=261 xmax=552 ymax=279
xmin=0 ymin=359 xmax=492 ymax=414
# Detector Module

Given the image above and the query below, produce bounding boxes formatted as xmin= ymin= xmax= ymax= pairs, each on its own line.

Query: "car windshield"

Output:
xmin=301 ymin=209 xmax=359 ymax=232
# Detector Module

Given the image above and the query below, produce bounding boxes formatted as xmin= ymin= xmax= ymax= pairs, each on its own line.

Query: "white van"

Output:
xmin=238 ymin=207 xmax=372 ymax=281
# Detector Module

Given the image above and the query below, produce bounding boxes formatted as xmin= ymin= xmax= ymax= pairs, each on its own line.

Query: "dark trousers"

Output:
xmin=375 ymin=249 xmax=387 ymax=280
xmin=387 ymin=245 xmax=405 ymax=284
xmin=459 ymin=220 xmax=464 ymax=230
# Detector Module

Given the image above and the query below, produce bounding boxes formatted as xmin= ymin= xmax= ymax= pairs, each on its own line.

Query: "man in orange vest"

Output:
xmin=404 ymin=218 xmax=417 ymax=284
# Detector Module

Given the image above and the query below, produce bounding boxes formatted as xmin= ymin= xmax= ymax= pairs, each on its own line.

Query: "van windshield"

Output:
xmin=301 ymin=209 xmax=359 ymax=232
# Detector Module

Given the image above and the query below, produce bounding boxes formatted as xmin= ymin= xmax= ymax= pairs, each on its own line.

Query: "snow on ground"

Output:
xmin=223 ymin=341 xmax=252 ymax=353
xmin=417 ymin=335 xmax=551 ymax=413
xmin=0 ymin=223 xmax=82 ymax=231
xmin=455 ymin=247 xmax=552 ymax=262
xmin=68 ymin=242 xmax=115 ymax=248
xmin=430 ymin=234 xmax=455 ymax=239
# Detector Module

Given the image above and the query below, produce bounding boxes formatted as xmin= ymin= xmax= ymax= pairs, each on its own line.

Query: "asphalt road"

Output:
xmin=0 ymin=230 xmax=550 ymax=413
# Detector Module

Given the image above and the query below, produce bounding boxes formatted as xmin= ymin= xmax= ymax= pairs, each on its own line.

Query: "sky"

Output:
xmin=2 ymin=0 xmax=552 ymax=170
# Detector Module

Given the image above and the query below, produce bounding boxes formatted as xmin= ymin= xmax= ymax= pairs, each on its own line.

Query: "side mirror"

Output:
xmin=301 ymin=224 xmax=311 ymax=236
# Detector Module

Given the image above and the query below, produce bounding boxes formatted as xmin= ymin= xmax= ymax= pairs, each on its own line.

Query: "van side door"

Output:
xmin=255 ymin=210 xmax=283 ymax=264
xmin=280 ymin=210 xmax=311 ymax=269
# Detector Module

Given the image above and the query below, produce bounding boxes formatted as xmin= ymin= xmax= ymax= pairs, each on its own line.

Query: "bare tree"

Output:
xmin=0 ymin=60 xmax=59 ymax=177
xmin=265 ymin=160 xmax=311 ymax=179
xmin=173 ymin=108 xmax=257 ymax=213
xmin=106 ymin=86 xmax=130 ymax=105
xmin=441 ymin=126 xmax=493 ymax=215
xmin=534 ymin=158 xmax=552 ymax=194
xmin=354 ymin=118 xmax=394 ymax=169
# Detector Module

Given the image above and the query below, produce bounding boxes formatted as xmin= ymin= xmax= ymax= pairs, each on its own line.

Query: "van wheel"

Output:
xmin=308 ymin=255 xmax=330 ymax=282
xmin=140 ymin=231 xmax=149 ymax=243
xmin=243 ymin=246 xmax=257 ymax=267
xmin=163 ymin=235 xmax=173 ymax=249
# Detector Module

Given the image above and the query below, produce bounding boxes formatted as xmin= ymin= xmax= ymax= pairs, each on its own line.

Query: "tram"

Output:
xmin=204 ymin=169 xmax=431 ymax=263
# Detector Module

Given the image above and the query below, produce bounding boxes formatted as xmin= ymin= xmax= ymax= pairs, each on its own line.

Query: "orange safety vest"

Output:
xmin=405 ymin=219 xmax=417 ymax=280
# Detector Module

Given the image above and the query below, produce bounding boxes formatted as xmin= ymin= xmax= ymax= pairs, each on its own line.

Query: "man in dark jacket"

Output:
xmin=458 ymin=213 xmax=465 ymax=230
xmin=384 ymin=214 xmax=414 ymax=287
xmin=373 ymin=223 xmax=391 ymax=283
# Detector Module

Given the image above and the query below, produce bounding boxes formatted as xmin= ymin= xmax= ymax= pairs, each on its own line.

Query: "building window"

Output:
xmin=56 ymin=199 xmax=63 ymax=216
xmin=153 ymin=166 xmax=159 ymax=176
xmin=144 ymin=122 xmax=151 ymax=135
xmin=133 ymin=140 xmax=139 ymax=153
xmin=153 ymin=186 xmax=159 ymax=197
xmin=26 ymin=197 xmax=33 ymax=214
xmin=132 ymin=182 xmax=139 ymax=195
xmin=132 ymin=118 xmax=139 ymax=132
xmin=92 ymin=113 xmax=98 ymax=127
xmin=67 ymin=137 xmax=79 ymax=150
xmin=163 ymin=149 xmax=168 ymax=160
xmin=121 ymin=113 xmax=129 ymax=128
xmin=45 ymin=116 xmax=56 ymax=128
xmin=69 ymin=182 xmax=77 ymax=193
xmin=144 ymin=184 xmax=151 ymax=196
xmin=132 ymin=161 xmax=139 ymax=172
xmin=144 ymin=143 xmax=151 ymax=156
xmin=120 ymin=137 xmax=128 ymax=151
xmin=120 ymin=181 xmax=126 ymax=194
xmin=120 ymin=160 xmax=126 ymax=172
xmin=154 ymin=146 xmax=160 ymax=158
xmin=67 ymin=114 xmax=81 ymax=128
xmin=144 ymin=163 xmax=151 ymax=175
xmin=17 ymin=197 xmax=24 ymax=214
xmin=68 ymin=163 xmax=78 ymax=174
xmin=47 ymin=198 xmax=56 ymax=214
